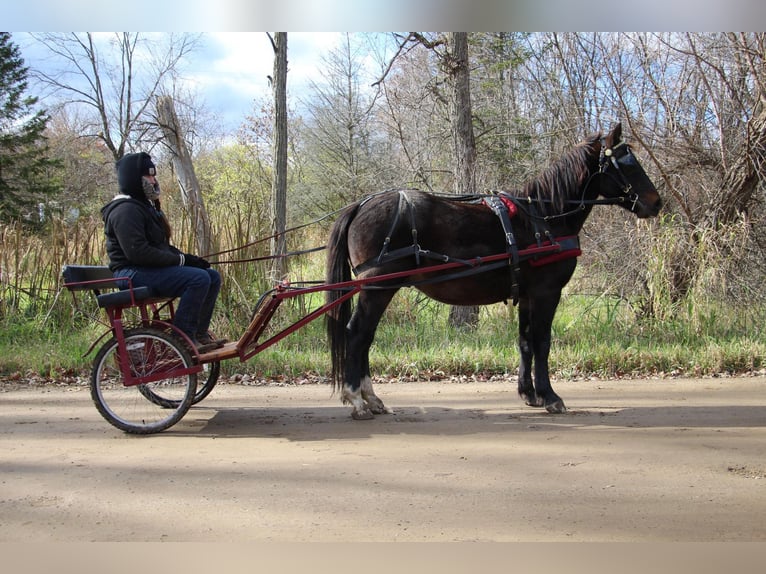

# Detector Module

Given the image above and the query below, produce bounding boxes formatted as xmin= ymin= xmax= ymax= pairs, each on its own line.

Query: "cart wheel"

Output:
xmin=140 ymin=359 xmax=220 ymax=407
xmin=192 ymin=360 xmax=220 ymax=404
xmin=91 ymin=327 xmax=197 ymax=434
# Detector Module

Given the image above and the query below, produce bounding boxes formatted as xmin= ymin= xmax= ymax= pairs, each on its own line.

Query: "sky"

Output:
xmin=174 ymin=32 xmax=355 ymax=131
xmin=15 ymin=32 xmax=358 ymax=134
xmin=9 ymin=0 xmax=766 ymax=136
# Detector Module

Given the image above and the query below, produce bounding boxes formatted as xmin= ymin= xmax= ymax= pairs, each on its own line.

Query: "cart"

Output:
xmin=62 ymin=239 xmax=571 ymax=434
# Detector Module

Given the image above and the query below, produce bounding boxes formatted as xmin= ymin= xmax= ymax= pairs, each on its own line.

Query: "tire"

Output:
xmin=90 ymin=327 xmax=197 ymax=434
xmin=140 ymin=359 xmax=220 ymax=407
xmin=192 ymin=360 xmax=221 ymax=404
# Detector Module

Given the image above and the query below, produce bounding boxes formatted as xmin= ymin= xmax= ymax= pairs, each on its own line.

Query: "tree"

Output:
xmin=302 ymin=33 xmax=382 ymax=211
xmin=377 ymin=32 xmax=480 ymax=326
xmin=269 ymin=32 xmax=288 ymax=281
xmin=447 ymin=32 xmax=477 ymax=197
xmin=445 ymin=32 xmax=479 ymax=327
xmin=29 ymin=32 xmax=199 ymax=160
xmin=156 ymin=95 xmax=212 ymax=255
xmin=0 ymin=32 xmax=59 ymax=223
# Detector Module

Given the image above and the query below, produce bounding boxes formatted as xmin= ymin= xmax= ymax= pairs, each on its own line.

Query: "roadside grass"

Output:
xmin=1 ymin=217 xmax=764 ymax=384
xmin=2 ymin=286 xmax=763 ymax=383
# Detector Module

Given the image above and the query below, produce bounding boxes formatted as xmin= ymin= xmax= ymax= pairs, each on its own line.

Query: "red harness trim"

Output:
xmin=496 ymin=194 xmax=518 ymax=218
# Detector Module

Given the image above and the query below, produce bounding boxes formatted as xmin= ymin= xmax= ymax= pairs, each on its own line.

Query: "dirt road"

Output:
xmin=1 ymin=376 xmax=765 ymax=542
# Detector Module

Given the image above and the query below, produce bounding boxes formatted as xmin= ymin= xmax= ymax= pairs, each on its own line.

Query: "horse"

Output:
xmin=325 ymin=123 xmax=661 ymax=419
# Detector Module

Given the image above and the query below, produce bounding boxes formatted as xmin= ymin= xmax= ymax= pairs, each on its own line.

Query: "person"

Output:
xmin=101 ymin=152 xmax=226 ymax=353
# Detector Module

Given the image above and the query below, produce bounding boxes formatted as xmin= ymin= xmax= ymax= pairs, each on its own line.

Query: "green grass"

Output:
xmin=1 ymin=285 xmax=764 ymax=384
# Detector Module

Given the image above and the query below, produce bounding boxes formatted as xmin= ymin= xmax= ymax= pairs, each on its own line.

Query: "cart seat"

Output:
xmin=62 ymin=265 xmax=157 ymax=309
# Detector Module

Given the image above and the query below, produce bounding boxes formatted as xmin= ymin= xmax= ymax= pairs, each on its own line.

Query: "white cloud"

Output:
xmin=185 ymin=32 xmax=343 ymax=129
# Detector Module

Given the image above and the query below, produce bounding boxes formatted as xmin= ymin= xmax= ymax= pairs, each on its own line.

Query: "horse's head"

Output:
xmin=597 ymin=123 xmax=662 ymax=218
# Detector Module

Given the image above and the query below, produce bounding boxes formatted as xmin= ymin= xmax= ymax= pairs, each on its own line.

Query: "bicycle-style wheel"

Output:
xmin=140 ymin=358 xmax=220 ymax=407
xmin=191 ymin=360 xmax=220 ymax=404
xmin=91 ymin=327 xmax=197 ymax=434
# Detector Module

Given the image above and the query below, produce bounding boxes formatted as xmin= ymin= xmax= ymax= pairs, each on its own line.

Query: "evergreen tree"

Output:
xmin=0 ymin=32 xmax=59 ymax=223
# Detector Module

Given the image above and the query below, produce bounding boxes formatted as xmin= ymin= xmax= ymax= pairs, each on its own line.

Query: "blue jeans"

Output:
xmin=114 ymin=266 xmax=222 ymax=341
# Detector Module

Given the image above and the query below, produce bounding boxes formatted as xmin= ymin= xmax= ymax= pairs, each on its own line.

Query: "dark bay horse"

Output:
xmin=326 ymin=123 xmax=661 ymax=419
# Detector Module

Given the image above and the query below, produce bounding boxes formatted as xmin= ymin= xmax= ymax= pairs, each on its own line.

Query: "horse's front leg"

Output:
xmin=530 ymin=294 xmax=566 ymax=414
xmin=517 ymin=295 xmax=566 ymax=413
xmin=517 ymin=297 xmax=544 ymax=407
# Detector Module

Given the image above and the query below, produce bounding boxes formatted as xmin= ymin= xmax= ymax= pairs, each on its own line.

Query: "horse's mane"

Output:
xmin=519 ymin=134 xmax=600 ymax=214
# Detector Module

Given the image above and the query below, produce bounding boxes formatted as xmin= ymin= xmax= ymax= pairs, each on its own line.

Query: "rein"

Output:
xmin=203 ymin=207 xmax=342 ymax=264
xmin=206 ymin=140 xmax=638 ymax=269
xmin=205 ymin=189 xmax=423 ymax=265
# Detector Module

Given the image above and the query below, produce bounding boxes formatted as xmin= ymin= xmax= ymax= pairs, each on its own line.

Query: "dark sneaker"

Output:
xmin=197 ymin=333 xmax=227 ymax=349
xmin=193 ymin=340 xmax=220 ymax=354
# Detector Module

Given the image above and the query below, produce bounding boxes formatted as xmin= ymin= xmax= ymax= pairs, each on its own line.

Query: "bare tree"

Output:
xmin=302 ymin=33 xmax=381 ymax=210
xmin=156 ymin=95 xmax=212 ymax=254
xmin=447 ymin=32 xmax=477 ymax=197
xmin=376 ymin=32 xmax=481 ymax=326
xmin=376 ymin=35 xmax=451 ymax=190
xmin=445 ymin=32 xmax=479 ymax=327
xmin=268 ymin=32 xmax=288 ymax=281
xmin=29 ymin=32 xmax=199 ymax=160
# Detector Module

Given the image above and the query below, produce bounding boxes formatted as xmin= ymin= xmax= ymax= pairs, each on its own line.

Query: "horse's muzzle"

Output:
xmin=637 ymin=194 xmax=662 ymax=218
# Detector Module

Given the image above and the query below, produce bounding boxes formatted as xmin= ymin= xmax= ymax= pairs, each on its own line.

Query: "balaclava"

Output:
xmin=116 ymin=152 xmax=161 ymax=202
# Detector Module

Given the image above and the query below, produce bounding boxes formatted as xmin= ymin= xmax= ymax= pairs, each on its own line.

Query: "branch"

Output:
xmin=372 ymin=32 xmax=446 ymax=87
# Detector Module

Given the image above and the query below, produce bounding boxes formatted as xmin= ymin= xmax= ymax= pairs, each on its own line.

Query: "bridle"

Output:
xmin=528 ymin=139 xmax=646 ymax=221
xmin=591 ymin=140 xmax=643 ymax=212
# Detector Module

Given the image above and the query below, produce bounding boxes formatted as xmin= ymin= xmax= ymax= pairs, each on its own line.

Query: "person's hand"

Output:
xmin=183 ymin=254 xmax=211 ymax=269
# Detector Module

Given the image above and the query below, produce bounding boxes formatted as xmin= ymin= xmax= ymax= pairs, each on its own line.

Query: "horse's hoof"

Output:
xmin=365 ymin=397 xmax=390 ymax=415
xmin=351 ymin=408 xmax=375 ymax=420
xmin=521 ymin=393 xmax=544 ymax=407
xmin=545 ymin=400 xmax=567 ymax=414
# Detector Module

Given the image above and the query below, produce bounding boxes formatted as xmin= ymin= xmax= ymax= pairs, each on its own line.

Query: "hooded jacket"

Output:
xmin=101 ymin=152 xmax=183 ymax=271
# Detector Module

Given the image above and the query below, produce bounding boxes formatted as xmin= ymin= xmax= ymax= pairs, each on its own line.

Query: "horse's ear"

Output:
xmin=605 ymin=122 xmax=623 ymax=147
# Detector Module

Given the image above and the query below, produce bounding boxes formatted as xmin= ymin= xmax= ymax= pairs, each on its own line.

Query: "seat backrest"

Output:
xmin=62 ymin=264 xmax=164 ymax=309
xmin=61 ymin=265 xmax=119 ymax=292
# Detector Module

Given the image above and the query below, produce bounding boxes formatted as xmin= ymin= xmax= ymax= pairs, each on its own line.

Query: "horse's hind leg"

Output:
xmin=360 ymin=354 xmax=391 ymax=415
xmin=342 ymin=288 xmax=397 ymax=419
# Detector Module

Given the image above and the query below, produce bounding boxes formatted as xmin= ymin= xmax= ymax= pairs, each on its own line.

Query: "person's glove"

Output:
xmin=183 ymin=254 xmax=211 ymax=269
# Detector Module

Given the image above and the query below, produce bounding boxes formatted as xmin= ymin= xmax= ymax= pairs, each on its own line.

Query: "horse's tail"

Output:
xmin=325 ymin=202 xmax=361 ymax=392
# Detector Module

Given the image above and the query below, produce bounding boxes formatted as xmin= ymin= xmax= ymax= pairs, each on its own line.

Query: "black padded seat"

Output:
xmin=62 ymin=265 xmax=158 ymax=308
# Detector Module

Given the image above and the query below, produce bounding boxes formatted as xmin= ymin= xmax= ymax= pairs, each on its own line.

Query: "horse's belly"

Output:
xmin=415 ymin=272 xmax=512 ymax=306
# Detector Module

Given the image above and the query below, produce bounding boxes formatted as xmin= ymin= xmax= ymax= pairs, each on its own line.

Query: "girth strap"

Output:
xmin=483 ymin=193 xmax=520 ymax=304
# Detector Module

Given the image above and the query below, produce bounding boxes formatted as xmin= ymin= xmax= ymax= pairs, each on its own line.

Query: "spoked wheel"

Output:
xmin=140 ymin=358 xmax=221 ymax=407
xmin=91 ymin=327 xmax=197 ymax=434
xmin=192 ymin=360 xmax=220 ymax=404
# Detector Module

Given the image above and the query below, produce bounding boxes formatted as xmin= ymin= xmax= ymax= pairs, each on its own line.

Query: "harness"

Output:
xmin=352 ymin=189 xmax=583 ymax=305
xmin=483 ymin=192 xmax=582 ymax=266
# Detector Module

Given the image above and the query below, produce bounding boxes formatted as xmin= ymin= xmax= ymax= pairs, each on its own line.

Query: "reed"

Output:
xmin=0 ymin=214 xmax=764 ymax=382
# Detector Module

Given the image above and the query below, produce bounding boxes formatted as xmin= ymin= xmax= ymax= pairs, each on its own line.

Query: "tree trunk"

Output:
xmin=270 ymin=32 xmax=289 ymax=281
xmin=155 ymin=95 xmax=212 ymax=255
xmin=716 ymin=99 xmax=766 ymax=226
xmin=448 ymin=32 xmax=477 ymax=197
xmin=447 ymin=32 xmax=480 ymax=328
